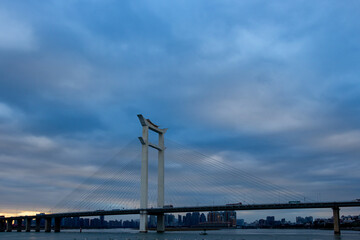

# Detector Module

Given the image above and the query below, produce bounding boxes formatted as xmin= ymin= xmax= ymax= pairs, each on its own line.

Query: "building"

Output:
xmin=149 ymin=215 xmax=156 ymax=228
xmin=224 ymin=211 xmax=237 ymax=226
xmin=206 ymin=211 xmax=237 ymax=228
xmin=100 ymin=215 xmax=105 ymax=227
xmin=237 ymin=219 xmax=244 ymax=227
xmin=178 ymin=215 xmax=182 ymax=226
xmin=266 ymin=216 xmax=275 ymax=226
xmin=200 ymin=213 xmax=206 ymax=223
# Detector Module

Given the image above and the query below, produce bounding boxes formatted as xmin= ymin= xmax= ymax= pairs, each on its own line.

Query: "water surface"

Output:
xmin=0 ymin=228 xmax=359 ymax=240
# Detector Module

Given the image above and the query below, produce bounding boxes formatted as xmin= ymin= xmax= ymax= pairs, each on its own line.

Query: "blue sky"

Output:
xmin=0 ymin=0 xmax=360 ymax=221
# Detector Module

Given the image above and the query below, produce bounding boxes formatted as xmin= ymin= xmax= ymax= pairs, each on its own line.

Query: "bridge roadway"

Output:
xmin=1 ymin=201 xmax=360 ymax=233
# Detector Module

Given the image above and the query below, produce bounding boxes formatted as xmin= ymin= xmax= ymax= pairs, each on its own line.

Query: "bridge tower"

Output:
xmin=137 ymin=114 xmax=167 ymax=233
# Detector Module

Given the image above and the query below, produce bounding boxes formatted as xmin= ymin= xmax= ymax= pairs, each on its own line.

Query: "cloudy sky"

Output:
xmin=1 ymin=0 xmax=360 ymax=221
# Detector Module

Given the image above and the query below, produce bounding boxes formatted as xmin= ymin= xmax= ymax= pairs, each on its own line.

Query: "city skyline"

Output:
xmin=23 ymin=211 xmax=360 ymax=230
xmin=1 ymin=0 xmax=360 ymax=222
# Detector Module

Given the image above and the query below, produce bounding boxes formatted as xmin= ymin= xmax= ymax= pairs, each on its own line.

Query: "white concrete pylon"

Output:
xmin=157 ymin=131 xmax=165 ymax=233
xmin=137 ymin=114 xmax=167 ymax=233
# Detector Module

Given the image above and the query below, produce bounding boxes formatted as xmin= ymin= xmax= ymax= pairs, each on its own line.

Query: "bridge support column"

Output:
xmin=54 ymin=217 xmax=61 ymax=233
xmin=35 ymin=218 xmax=41 ymax=232
xmin=45 ymin=218 xmax=51 ymax=232
xmin=333 ymin=207 xmax=340 ymax=235
xmin=157 ymin=214 xmax=165 ymax=233
xmin=25 ymin=218 xmax=32 ymax=232
xmin=17 ymin=219 xmax=22 ymax=232
xmin=6 ymin=219 xmax=12 ymax=232
xmin=139 ymin=210 xmax=148 ymax=233
xmin=0 ymin=219 xmax=5 ymax=232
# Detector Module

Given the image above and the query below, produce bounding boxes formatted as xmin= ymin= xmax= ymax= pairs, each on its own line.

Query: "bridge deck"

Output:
xmin=2 ymin=201 xmax=360 ymax=220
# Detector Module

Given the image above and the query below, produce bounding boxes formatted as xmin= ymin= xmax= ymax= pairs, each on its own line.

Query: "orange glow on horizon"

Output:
xmin=0 ymin=211 xmax=49 ymax=217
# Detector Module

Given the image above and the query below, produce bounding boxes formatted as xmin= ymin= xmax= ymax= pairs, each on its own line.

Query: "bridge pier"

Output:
xmin=17 ymin=219 xmax=22 ymax=232
xmin=333 ymin=207 xmax=340 ymax=235
xmin=139 ymin=210 xmax=148 ymax=233
xmin=6 ymin=219 xmax=13 ymax=232
xmin=157 ymin=214 xmax=165 ymax=233
xmin=25 ymin=218 xmax=32 ymax=232
xmin=45 ymin=218 xmax=51 ymax=232
xmin=35 ymin=218 xmax=41 ymax=232
xmin=0 ymin=219 xmax=5 ymax=232
xmin=54 ymin=217 xmax=61 ymax=232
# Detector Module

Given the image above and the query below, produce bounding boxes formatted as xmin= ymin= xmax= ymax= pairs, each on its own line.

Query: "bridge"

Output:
xmin=1 ymin=115 xmax=359 ymax=235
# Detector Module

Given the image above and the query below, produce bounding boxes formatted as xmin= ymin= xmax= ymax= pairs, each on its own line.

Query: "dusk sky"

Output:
xmin=1 ymin=0 xmax=360 ymax=222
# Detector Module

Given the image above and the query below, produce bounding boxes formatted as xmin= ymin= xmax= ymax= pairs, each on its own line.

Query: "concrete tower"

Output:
xmin=138 ymin=114 xmax=167 ymax=233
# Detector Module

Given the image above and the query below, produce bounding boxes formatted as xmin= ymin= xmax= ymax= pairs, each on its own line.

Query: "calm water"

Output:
xmin=0 ymin=229 xmax=359 ymax=240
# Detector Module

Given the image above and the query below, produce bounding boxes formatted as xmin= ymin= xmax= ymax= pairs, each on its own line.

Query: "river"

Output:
xmin=0 ymin=228 xmax=359 ymax=240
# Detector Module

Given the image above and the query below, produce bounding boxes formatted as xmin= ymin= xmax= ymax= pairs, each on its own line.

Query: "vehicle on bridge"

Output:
xmin=163 ymin=205 xmax=173 ymax=208
xmin=226 ymin=202 xmax=242 ymax=206
xmin=288 ymin=201 xmax=301 ymax=204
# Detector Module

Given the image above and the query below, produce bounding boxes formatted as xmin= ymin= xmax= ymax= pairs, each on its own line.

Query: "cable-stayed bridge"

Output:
xmin=1 ymin=115 xmax=359 ymax=235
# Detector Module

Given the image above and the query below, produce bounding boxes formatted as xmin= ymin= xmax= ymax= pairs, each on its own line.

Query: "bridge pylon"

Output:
xmin=137 ymin=114 xmax=167 ymax=233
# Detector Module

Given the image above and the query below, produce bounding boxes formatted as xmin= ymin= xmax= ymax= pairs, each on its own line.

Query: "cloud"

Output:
xmin=0 ymin=102 xmax=13 ymax=119
xmin=195 ymin=81 xmax=317 ymax=133
xmin=313 ymin=130 xmax=360 ymax=153
xmin=0 ymin=10 xmax=37 ymax=51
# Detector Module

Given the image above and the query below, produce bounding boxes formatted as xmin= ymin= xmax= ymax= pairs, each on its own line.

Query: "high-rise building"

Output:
xmin=206 ymin=211 xmax=236 ymax=228
xmin=178 ymin=215 xmax=182 ymax=226
xmin=149 ymin=215 xmax=156 ymax=228
xmin=200 ymin=213 xmax=206 ymax=223
xmin=207 ymin=211 xmax=224 ymax=223
xmin=191 ymin=212 xmax=200 ymax=226
xmin=90 ymin=218 xmax=100 ymax=227
xmin=185 ymin=213 xmax=192 ymax=226
xmin=296 ymin=216 xmax=305 ymax=224
xmin=266 ymin=216 xmax=275 ymax=226
xmin=224 ymin=211 xmax=236 ymax=226
xmin=305 ymin=216 xmax=313 ymax=224
xmin=100 ymin=216 xmax=104 ymax=227
xmin=83 ymin=218 xmax=90 ymax=227
xmin=164 ymin=214 xmax=175 ymax=226
xmin=79 ymin=218 xmax=84 ymax=227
